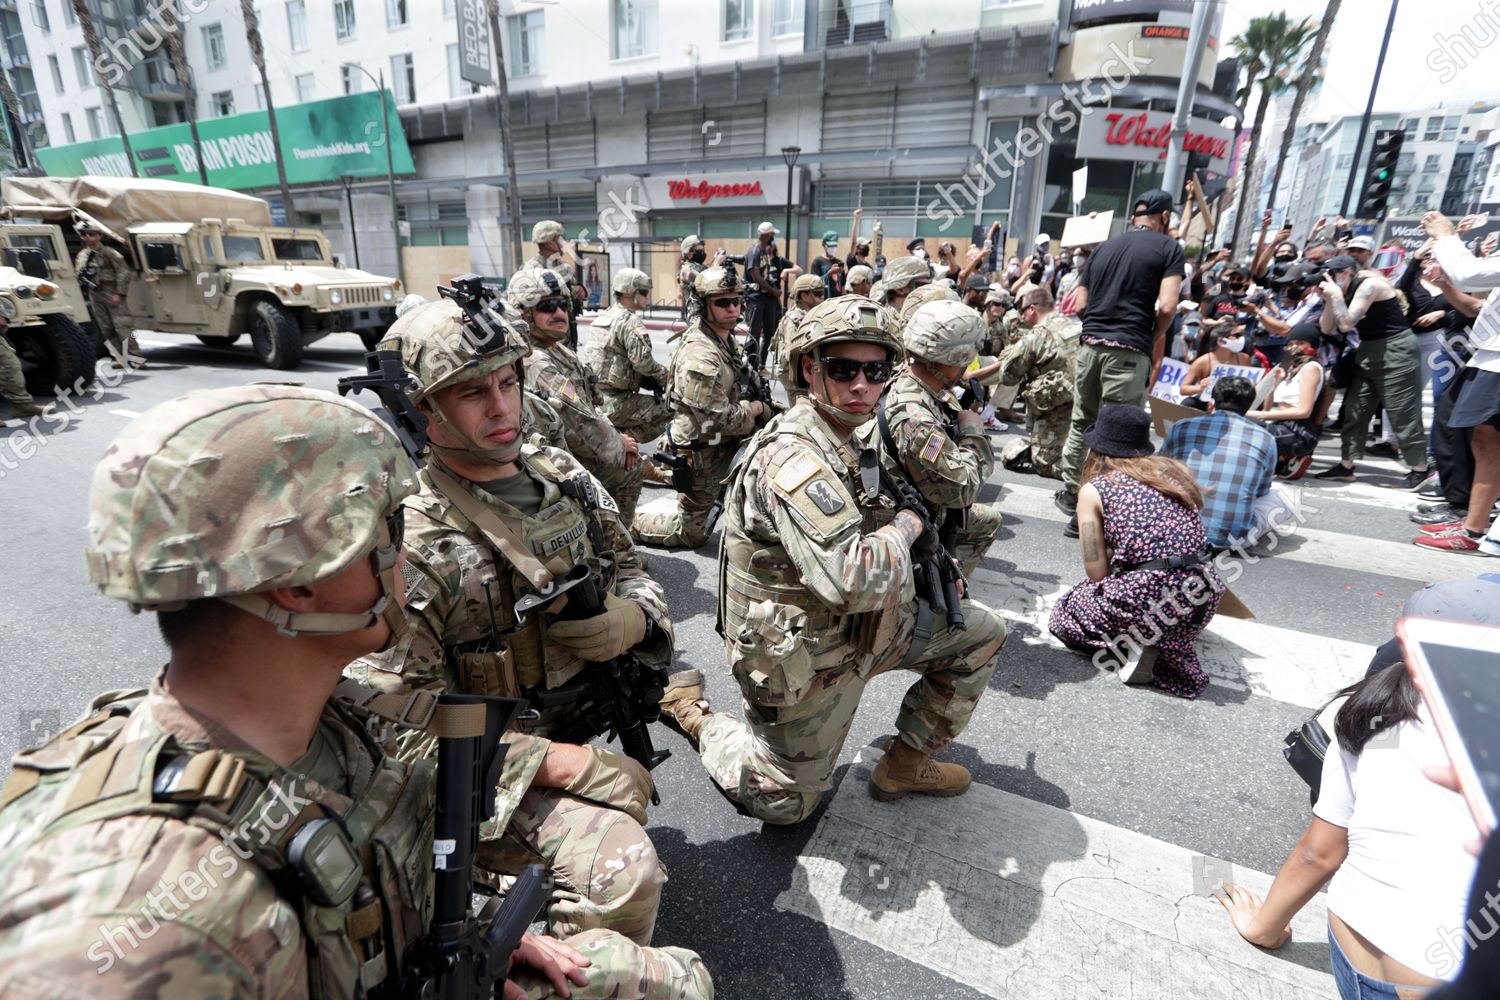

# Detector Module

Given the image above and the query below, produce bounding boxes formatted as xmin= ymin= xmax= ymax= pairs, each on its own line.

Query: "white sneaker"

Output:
xmin=1120 ymin=645 xmax=1159 ymax=685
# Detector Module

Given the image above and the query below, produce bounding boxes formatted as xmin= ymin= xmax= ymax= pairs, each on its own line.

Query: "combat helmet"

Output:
xmin=506 ymin=267 xmax=570 ymax=312
xmin=680 ymin=234 xmax=704 ymax=257
xmin=531 ymin=220 xmax=565 ymax=244
xmin=379 ymin=294 xmax=531 ymax=464
xmin=880 ymin=255 xmax=932 ymax=294
xmin=784 ymin=294 xmax=903 ymax=388
xmin=612 ymin=268 xmax=652 ymax=297
xmin=83 ymin=384 xmax=414 ymax=642
xmin=898 ymin=282 xmax=959 ymax=327
xmin=791 ymin=273 xmax=827 ymax=300
xmin=903 ymin=299 xmax=985 ymax=368
xmin=694 ymin=265 xmax=742 ymax=299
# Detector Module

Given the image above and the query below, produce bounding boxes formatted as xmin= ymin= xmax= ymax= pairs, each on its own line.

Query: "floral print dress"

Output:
xmin=1049 ymin=471 xmax=1226 ymax=698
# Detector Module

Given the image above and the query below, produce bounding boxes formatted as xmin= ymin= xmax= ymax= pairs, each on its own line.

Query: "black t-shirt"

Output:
xmin=810 ymin=255 xmax=836 ymax=279
xmin=1077 ymin=228 xmax=1186 ymax=355
xmin=746 ymin=242 xmax=776 ymax=297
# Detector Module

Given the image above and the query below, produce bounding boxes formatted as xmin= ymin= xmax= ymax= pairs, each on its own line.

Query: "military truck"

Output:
xmin=2 ymin=176 xmax=401 ymax=370
xmin=0 ymin=223 xmax=96 ymax=394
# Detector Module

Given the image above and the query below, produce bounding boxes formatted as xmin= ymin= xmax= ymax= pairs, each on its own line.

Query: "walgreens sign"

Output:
xmin=634 ymin=168 xmax=794 ymax=210
xmin=666 ymin=178 xmax=766 ymax=204
xmin=1076 ymin=109 xmax=1233 ymax=174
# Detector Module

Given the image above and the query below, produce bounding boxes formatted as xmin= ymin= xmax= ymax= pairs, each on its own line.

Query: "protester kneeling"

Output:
xmin=1048 ymin=404 xmax=1225 ymax=698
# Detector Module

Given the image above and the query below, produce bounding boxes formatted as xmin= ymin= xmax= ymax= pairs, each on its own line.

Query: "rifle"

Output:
xmin=338 ymin=350 xmax=430 ymax=465
xmin=639 ymin=375 xmax=664 ymax=401
xmin=387 ymin=693 xmax=548 ymax=999
xmin=515 ymin=568 xmax=672 ymax=805
xmin=738 ymin=337 xmax=777 ymax=418
xmin=861 ymin=447 xmax=966 ymax=635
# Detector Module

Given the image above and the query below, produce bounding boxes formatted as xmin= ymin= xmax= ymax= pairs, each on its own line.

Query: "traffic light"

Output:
xmin=1356 ymin=129 xmax=1404 ymax=220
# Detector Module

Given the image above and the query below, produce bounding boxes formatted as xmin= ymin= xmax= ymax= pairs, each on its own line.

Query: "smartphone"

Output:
xmin=1397 ymin=617 xmax=1500 ymax=836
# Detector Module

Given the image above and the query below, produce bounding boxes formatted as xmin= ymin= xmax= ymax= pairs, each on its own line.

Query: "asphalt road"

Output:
xmin=0 ymin=319 xmax=1483 ymax=998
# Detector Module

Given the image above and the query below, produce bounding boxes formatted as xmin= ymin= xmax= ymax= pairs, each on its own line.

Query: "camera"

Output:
xmin=724 ymin=253 xmax=747 ymax=266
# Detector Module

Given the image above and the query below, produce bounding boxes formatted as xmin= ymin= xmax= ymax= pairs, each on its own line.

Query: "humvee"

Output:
xmin=0 ymin=223 xmax=96 ymax=394
xmin=2 ymin=176 xmax=401 ymax=370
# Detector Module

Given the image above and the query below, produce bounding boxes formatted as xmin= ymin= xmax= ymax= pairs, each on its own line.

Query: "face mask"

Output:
xmin=913 ymin=248 xmax=927 ymax=260
xmin=1224 ymin=337 xmax=1245 ymax=352
xmin=691 ymin=250 xmax=706 ymax=264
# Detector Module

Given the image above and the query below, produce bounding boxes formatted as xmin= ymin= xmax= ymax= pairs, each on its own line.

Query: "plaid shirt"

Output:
xmin=1160 ymin=411 xmax=1276 ymax=548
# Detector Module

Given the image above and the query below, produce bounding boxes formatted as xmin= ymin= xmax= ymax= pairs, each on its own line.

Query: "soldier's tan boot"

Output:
xmin=9 ymin=400 xmax=47 ymax=417
xmin=659 ymin=669 xmax=712 ymax=750
xmin=869 ymin=739 xmax=971 ymax=802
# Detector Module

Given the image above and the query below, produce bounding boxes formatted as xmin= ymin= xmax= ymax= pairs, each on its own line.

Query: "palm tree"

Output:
xmin=1229 ymin=12 xmax=1315 ymax=252
xmin=240 ymin=0 xmax=296 ymax=223
xmin=163 ymin=7 xmax=209 ymax=185
xmin=1264 ymin=2 xmax=1339 ymax=233
xmin=71 ymin=0 xmax=138 ymax=176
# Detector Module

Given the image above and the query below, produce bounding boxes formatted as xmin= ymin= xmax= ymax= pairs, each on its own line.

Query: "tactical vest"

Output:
xmin=584 ymin=306 xmax=645 ymax=392
xmin=0 ymin=688 xmax=434 ymax=998
xmin=415 ymin=449 xmax=616 ymax=715
xmin=665 ymin=326 xmax=747 ymax=447
xmin=717 ymin=413 xmax=900 ymax=701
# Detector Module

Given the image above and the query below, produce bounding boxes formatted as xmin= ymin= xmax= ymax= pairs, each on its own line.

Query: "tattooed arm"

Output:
xmin=1076 ymin=483 xmax=1110 ymax=582
xmin=1320 ymin=274 xmax=1384 ymax=332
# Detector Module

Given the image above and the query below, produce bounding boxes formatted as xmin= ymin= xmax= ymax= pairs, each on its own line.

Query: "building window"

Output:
xmin=443 ymin=0 xmax=454 ymax=14
xmin=509 ymin=10 xmax=543 ymax=76
xmin=390 ymin=53 xmax=414 ymax=104
xmin=723 ymin=0 xmax=752 ymax=41
xmin=295 ymin=72 xmax=314 ymax=103
xmin=203 ymin=24 xmax=227 ymax=70
xmin=613 ymin=0 xmax=657 ymax=59
xmin=1424 ymin=154 xmax=1441 ymax=171
xmin=62 ymin=0 xmax=73 ymax=24
xmin=73 ymin=46 xmax=93 ymax=88
xmin=771 ymin=0 xmax=802 ymax=35
xmin=1424 ymin=118 xmax=1440 ymax=140
xmin=334 ymin=0 xmax=355 ymax=39
xmin=85 ymin=107 xmax=103 ymax=138
xmin=47 ymin=54 xmax=63 ymax=94
xmin=286 ymin=0 xmax=308 ymax=51
xmin=342 ymin=63 xmax=363 ymax=94
xmin=212 ymin=90 xmax=235 ymax=116
xmin=61 ymin=111 xmax=74 ymax=143
xmin=387 ymin=0 xmax=408 ymax=28
xmin=446 ymin=44 xmax=480 ymax=97
xmin=1440 ymin=117 xmax=1458 ymax=140
xmin=32 ymin=0 xmax=49 ymax=32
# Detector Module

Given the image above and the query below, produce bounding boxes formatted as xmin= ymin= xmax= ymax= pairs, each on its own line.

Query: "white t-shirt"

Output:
xmin=1271 ymin=361 xmax=1324 ymax=409
xmin=1312 ymin=706 xmax=1478 ymax=980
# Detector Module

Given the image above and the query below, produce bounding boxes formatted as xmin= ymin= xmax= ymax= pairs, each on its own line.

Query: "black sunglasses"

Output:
xmin=534 ymin=297 xmax=570 ymax=314
xmin=708 ymin=296 xmax=743 ymax=309
xmin=820 ymin=355 xmax=894 ymax=384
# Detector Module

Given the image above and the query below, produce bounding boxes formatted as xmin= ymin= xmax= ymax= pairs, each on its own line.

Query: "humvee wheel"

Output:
xmin=16 ymin=314 xmax=97 ymax=396
xmin=248 ymin=300 xmax=303 ymax=370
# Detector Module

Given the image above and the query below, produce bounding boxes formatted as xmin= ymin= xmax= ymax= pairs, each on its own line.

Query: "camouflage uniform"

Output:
xmin=679 ymin=235 xmax=706 ymax=328
xmin=0 ymin=383 xmax=709 ymax=998
xmin=582 ymin=277 xmax=671 ymax=443
xmin=76 ymin=238 xmax=139 ymax=362
xmin=0 ymin=328 xmax=35 ymax=408
xmin=997 ymin=310 xmax=1080 ymax=479
xmin=352 ymin=298 xmax=678 ymax=950
xmin=696 ymin=299 xmax=1006 ymax=826
xmin=866 ymin=300 xmax=1001 ymax=577
xmin=634 ymin=268 xmax=761 ymax=549
xmin=512 ymin=268 xmax=648 ymax=526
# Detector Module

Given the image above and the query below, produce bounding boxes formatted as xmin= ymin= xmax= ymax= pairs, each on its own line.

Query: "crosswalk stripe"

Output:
xmin=775 ymin=748 xmax=1334 ymax=999
xmin=998 ymin=481 xmax=1464 ymax=584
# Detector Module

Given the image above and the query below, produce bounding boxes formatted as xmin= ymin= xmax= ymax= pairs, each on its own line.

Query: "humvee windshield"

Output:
xmin=6 ymin=234 xmax=58 ymax=260
xmin=272 ymin=237 xmax=327 ymax=262
xmin=222 ymin=235 xmax=266 ymax=260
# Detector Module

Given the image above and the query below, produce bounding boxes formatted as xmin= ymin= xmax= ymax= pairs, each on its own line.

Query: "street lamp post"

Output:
xmin=781 ymin=145 xmax=801 ymax=267
xmin=340 ymin=175 xmax=360 ymax=269
xmin=343 ymin=63 xmax=404 ymax=286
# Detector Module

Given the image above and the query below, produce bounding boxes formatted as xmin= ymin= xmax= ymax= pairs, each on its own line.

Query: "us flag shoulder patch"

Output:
xmin=920 ymin=432 xmax=946 ymax=464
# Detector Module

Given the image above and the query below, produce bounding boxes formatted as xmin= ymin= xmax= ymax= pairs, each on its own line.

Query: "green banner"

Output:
xmin=35 ymin=91 xmax=416 ymax=189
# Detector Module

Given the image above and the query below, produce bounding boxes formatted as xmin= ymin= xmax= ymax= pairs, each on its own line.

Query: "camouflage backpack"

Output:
xmin=1022 ymin=367 xmax=1075 ymax=412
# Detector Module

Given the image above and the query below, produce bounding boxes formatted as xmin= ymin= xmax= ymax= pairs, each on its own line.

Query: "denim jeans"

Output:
xmin=1329 ymin=923 xmax=1432 ymax=1000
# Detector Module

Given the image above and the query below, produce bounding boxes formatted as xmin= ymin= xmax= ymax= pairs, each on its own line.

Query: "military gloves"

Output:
xmin=563 ymin=745 xmax=655 ymax=825
xmin=547 ymin=592 xmax=648 ymax=661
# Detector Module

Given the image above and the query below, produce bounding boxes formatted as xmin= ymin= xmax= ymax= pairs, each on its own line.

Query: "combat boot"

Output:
xmin=9 ymin=400 xmax=47 ymax=417
xmin=658 ymin=669 xmax=712 ymax=749
xmin=869 ymin=738 xmax=971 ymax=802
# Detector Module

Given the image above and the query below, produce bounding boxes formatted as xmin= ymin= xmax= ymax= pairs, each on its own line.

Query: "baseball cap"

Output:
xmin=1367 ymin=577 xmax=1500 ymax=676
xmin=1347 ymin=236 xmax=1374 ymax=252
xmin=1132 ymin=189 xmax=1174 ymax=217
xmin=757 ymin=221 xmax=778 ymax=236
xmin=821 ymin=230 xmax=839 ymax=246
xmin=964 ymin=274 xmax=990 ymax=292
xmin=1035 ymin=233 xmax=1051 ymax=245
xmin=1324 ymin=254 xmax=1358 ymax=273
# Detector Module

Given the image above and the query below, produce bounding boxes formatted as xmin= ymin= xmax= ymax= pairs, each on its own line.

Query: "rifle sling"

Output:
xmin=428 ymin=464 xmax=569 ymax=591
xmin=333 ymin=678 xmax=490 ymax=739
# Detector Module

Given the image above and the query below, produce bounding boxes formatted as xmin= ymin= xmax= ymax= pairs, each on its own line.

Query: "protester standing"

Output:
xmin=1055 ymin=190 xmax=1186 ymax=535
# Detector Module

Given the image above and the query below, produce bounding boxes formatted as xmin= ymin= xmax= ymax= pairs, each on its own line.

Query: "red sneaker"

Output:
xmin=1418 ymin=520 xmax=1466 ymax=535
xmin=1278 ymin=455 xmax=1315 ymax=481
xmin=1413 ymin=530 xmax=1481 ymax=552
